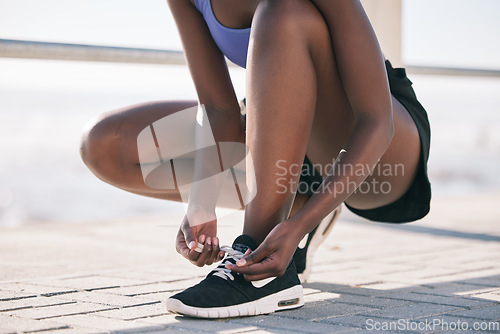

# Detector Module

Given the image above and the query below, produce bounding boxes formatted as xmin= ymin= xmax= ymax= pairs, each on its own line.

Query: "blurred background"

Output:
xmin=0 ymin=0 xmax=499 ymax=226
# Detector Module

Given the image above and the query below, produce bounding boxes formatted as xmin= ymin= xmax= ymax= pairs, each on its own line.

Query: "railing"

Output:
xmin=0 ymin=39 xmax=186 ymax=65
xmin=1 ymin=39 xmax=499 ymax=77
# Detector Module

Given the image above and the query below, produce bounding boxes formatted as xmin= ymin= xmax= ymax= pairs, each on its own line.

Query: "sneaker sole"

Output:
xmin=298 ymin=206 xmax=341 ymax=283
xmin=166 ymin=285 xmax=304 ymax=319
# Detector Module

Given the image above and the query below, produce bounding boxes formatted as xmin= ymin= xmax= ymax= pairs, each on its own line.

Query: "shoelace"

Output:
xmin=211 ymin=246 xmax=245 ymax=281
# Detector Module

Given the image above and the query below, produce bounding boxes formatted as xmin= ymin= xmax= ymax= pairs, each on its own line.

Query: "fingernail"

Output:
xmin=199 ymin=235 xmax=205 ymax=243
xmin=206 ymin=237 xmax=211 ymax=246
xmin=188 ymin=241 xmax=196 ymax=249
xmin=236 ymin=258 xmax=246 ymax=267
xmin=213 ymin=238 xmax=218 ymax=247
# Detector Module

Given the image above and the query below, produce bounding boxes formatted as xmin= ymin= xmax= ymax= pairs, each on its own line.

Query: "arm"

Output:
xmin=292 ymin=0 xmax=394 ymax=234
xmin=229 ymin=0 xmax=395 ymax=280
xmin=167 ymin=0 xmax=243 ymax=265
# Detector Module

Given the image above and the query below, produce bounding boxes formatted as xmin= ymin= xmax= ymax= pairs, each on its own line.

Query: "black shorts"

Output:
xmin=297 ymin=60 xmax=431 ymax=223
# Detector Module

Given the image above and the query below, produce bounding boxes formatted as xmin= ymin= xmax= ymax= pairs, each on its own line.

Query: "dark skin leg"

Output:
xmin=240 ymin=0 xmax=420 ymax=245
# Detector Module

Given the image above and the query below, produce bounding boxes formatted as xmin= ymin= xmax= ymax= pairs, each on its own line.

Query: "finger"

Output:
xmin=176 ymin=230 xmax=192 ymax=259
xmin=186 ymin=248 xmax=201 ymax=262
xmin=226 ymin=261 xmax=274 ymax=276
xmin=194 ymin=236 xmax=213 ymax=266
xmin=236 ymin=245 xmax=268 ymax=267
xmin=217 ymin=250 xmax=225 ymax=262
xmin=184 ymin=227 xmax=198 ymax=251
xmin=206 ymin=237 xmax=220 ymax=265
xmin=186 ymin=235 xmax=205 ymax=262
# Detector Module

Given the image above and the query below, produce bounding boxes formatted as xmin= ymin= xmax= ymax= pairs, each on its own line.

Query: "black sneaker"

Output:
xmin=293 ymin=206 xmax=341 ymax=282
xmin=166 ymin=235 xmax=304 ymax=318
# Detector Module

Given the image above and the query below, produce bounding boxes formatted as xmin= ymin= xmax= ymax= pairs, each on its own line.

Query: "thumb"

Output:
xmin=184 ymin=227 xmax=197 ymax=250
xmin=237 ymin=246 xmax=267 ymax=267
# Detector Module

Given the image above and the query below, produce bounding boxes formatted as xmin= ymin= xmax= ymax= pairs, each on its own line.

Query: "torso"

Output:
xmin=190 ymin=0 xmax=263 ymax=68
xmin=190 ymin=0 xmax=261 ymax=29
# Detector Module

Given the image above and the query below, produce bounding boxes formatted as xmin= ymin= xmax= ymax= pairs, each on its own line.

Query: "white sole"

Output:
xmin=298 ymin=206 xmax=341 ymax=283
xmin=166 ymin=285 xmax=304 ymax=319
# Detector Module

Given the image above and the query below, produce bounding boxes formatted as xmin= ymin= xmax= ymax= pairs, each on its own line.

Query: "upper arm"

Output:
xmin=167 ymin=0 xmax=240 ymax=114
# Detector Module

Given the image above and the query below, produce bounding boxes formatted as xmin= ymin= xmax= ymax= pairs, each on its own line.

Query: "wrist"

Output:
xmin=186 ymin=205 xmax=216 ymax=226
xmin=282 ymin=217 xmax=308 ymax=245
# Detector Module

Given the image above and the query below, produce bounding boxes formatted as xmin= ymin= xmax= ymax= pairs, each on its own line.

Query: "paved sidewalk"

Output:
xmin=1 ymin=195 xmax=499 ymax=333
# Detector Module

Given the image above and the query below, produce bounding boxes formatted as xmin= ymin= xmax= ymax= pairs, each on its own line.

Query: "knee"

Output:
xmin=79 ymin=111 xmax=125 ymax=177
xmin=253 ymin=0 xmax=326 ymax=40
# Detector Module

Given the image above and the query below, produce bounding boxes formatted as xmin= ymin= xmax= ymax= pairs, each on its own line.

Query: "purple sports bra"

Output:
xmin=193 ymin=0 xmax=251 ymax=68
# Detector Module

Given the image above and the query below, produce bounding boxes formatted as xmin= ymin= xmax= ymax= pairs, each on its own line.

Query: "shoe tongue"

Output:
xmin=232 ymin=235 xmax=257 ymax=254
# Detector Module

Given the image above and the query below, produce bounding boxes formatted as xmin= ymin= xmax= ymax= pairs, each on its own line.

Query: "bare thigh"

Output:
xmin=286 ymin=2 xmax=421 ymax=210
xmin=80 ymin=100 xmax=247 ymax=204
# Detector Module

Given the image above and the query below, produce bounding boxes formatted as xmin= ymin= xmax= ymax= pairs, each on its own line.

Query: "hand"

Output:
xmin=176 ymin=215 xmax=225 ymax=267
xmin=226 ymin=220 xmax=302 ymax=281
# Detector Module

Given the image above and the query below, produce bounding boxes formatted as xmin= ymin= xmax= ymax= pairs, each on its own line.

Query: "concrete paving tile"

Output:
xmin=308 ymin=273 xmax=384 ymax=287
xmin=37 ymin=326 xmax=108 ymax=334
xmin=303 ymin=291 xmax=342 ymax=303
xmin=136 ymin=291 xmax=174 ymax=302
xmin=100 ymin=278 xmax=202 ymax=297
xmin=465 ymin=292 xmax=500 ymax=303
xmin=444 ymin=304 xmax=500 ymax=321
xmin=454 ymin=276 xmax=500 ymax=287
xmin=414 ymin=315 xmax=500 ymax=333
xmin=302 ymin=282 xmax=354 ymax=293
xmin=0 ymin=196 xmax=499 ymax=332
xmin=311 ymin=262 xmax=421 ymax=278
xmin=36 ymin=276 xmax=150 ymax=291
xmin=138 ymin=314 xmax=262 ymax=333
xmin=226 ymin=327 xmax=298 ymax=333
xmin=300 ymin=288 xmax=412 ymax=309
xmin=5 ymin=301 xmax=116 ymax=320
xmin=50 ymin=314 xmax=156 ymax=332
xmin=94 ymin=303 xmax=167 ymax=320
xmin=0 ymin=283 xmax=77 ymax=296
xmin=325 ymin=287 xmax=401 ymax=298
xmin=0 ymin=295 xmax=75 ymax=312
xmin=332 ymin=294 xmax=412 ymax=309
xmin=419 ymin=283 xmax=500 ymax=298
xmin=356 ymin=281 xmax=416 ymax=291
xmin=359 ymin=303 xmax=465 ymax=320
xmin=447 ymin=286 xmax=499 ymax=296
xmin=104 ymin=270 xmax=188 ymax=282
xmin=234 ymin=314 xmax=361 ymax=333
xmin=271 ymin=301 xmax=378 ymax=321
xmin=116 ymin=326 xmax=200 ymax=334
xmin=0 ymin=290 xmax=36 ymax=301
xmin=386 ymin=267 xmax=481 ymax=281
xmin=57 ymin=291 xmax=160 ymax=308
xmin=377 ymin=291 xmax=498 ymax=308
xmin=318 ymin=314 xmax=395 ymax=329
xmin=302 ymin=288 xmax=322 ymax=295
xmin=0 ymin=314 xmax=71 ymax=333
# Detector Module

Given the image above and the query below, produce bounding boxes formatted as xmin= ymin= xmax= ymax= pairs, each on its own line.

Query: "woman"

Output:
xmin=80 ymin=0 xmax=431 ymax=318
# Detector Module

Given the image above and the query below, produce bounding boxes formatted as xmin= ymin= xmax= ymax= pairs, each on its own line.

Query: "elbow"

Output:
xmin=357 ymin=111 xmax=394 ymax=147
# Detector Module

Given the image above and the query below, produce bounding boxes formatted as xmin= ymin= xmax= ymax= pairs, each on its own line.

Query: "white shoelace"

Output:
xmin=211 ymin=246 xmax=245 ymax=281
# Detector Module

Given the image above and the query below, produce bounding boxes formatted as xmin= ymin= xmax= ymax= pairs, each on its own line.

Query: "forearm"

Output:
xmin=287 ymin=117 xmax=394 ymax=238
xmin=186 ymin=105 xmax=243 ymax=221
xmin=285 ymin=0 xmax=395 ymax=236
